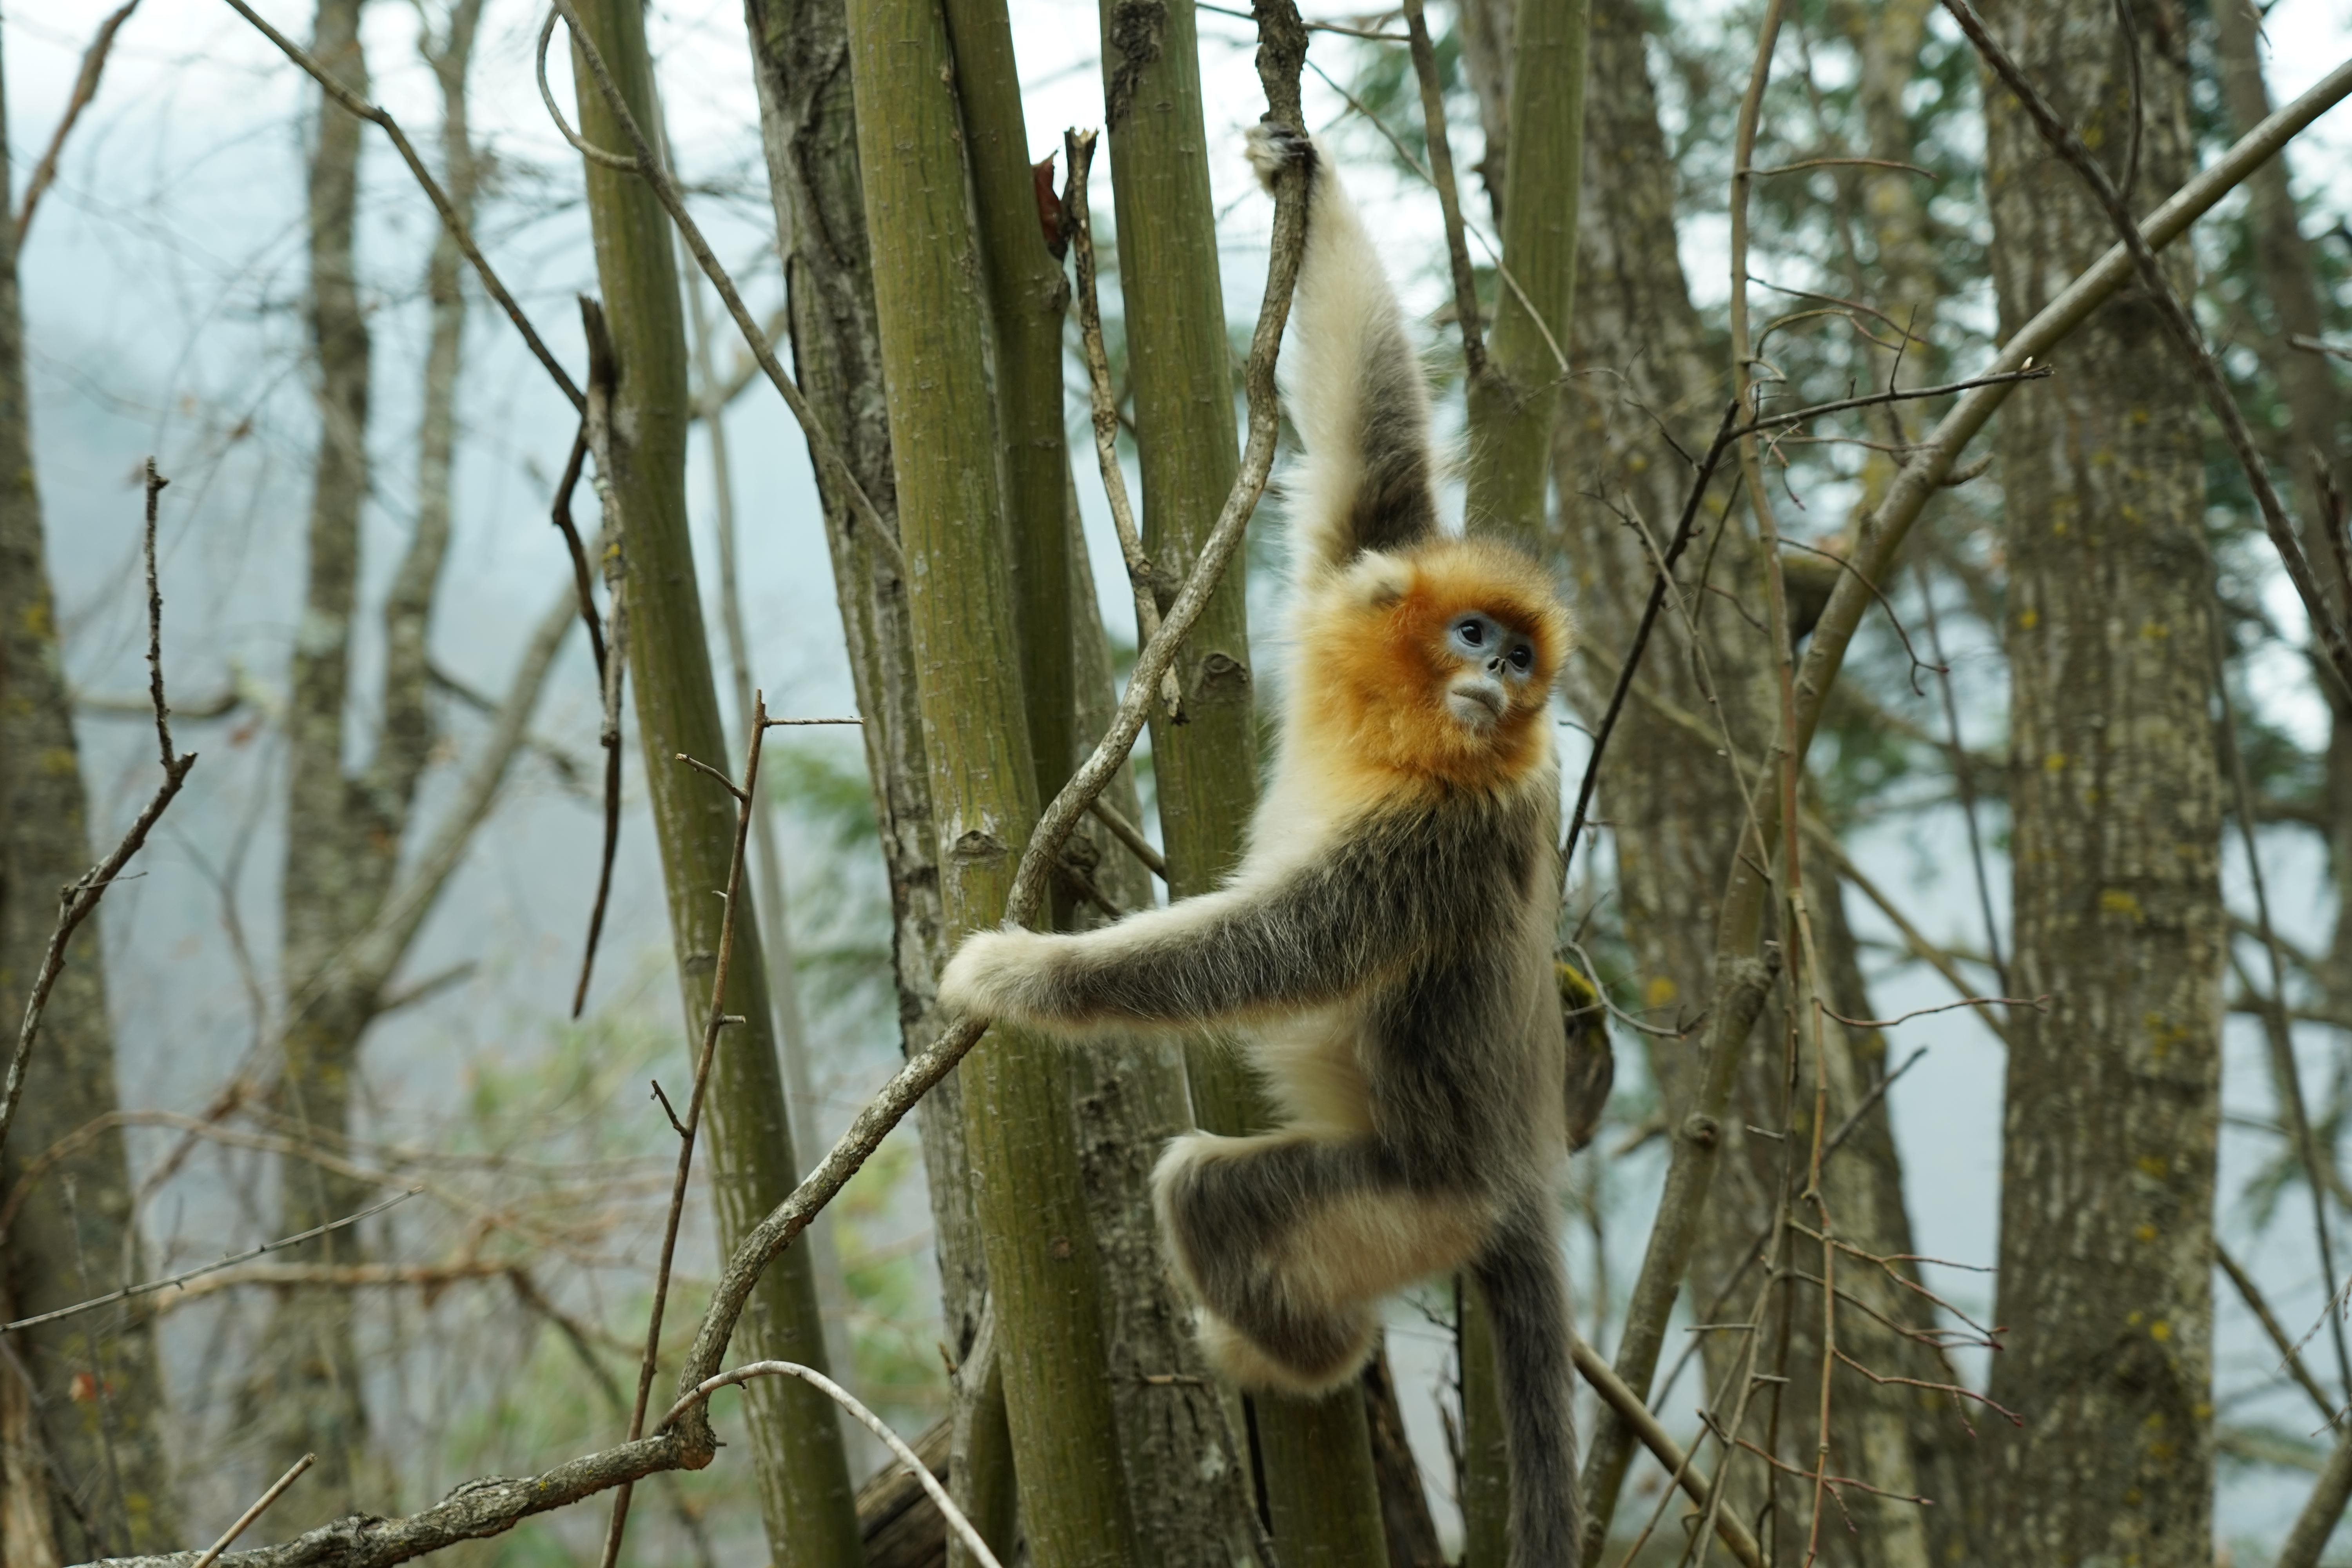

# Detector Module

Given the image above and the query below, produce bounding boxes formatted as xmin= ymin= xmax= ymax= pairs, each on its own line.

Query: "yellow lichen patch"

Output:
xmin=2150 ymin=1319 xmax=2171 ymax=1342
xmin=2137 ymin=1153 xmax=2169 ymax=1180
xmin=42 ymin=746 xmax=80 ymax=778
xmin=2019 ymin=607 xmax=2040 ymax=630
xmin=2134 ymin=1223 xmax=2158 ymax=1243
xmin=2138 ymin=619 xmax=2170 ymax=641
xmin=2044 ymin=751 xmax=2069 ymax=773
xmin=2100 ymin=888 xmax=2143 ymax=919
xmin=1645 ymin=975 xmax=1678 ymax=1009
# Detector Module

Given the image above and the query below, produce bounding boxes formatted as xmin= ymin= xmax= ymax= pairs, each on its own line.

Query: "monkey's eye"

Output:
xmin=1509 ymin=645 xmax=1534 ymax=672
xmin=1457 ymin=619 xmax=1486 ymax=647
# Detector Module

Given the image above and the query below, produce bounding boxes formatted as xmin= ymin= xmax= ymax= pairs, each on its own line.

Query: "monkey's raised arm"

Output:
xmin=1247 ymin=126 xmax=1440 ymax=574
xmin=938 ymin=806 xmax=1526 ymax=1034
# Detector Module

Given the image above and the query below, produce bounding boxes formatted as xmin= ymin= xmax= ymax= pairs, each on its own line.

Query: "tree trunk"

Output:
xmin=683 ymin=259 xmax=869 ymax=1474
xmin=1978 ymin=3 xmax=2223 ymax=1561
xmin=0 ymin=24 xmax=180 ymax=1557
xmin=740 ymin=0 xmax=989 ymax=1381
xmin=844 ymin=0 xmax=1139 ymax=1558
xmin=1460 ymin=0 xmax=1584 ymax=543
xmin=1096 ymin=8 xmax=1388 ymax=1561
xmin=1556 ymin=2 xmax=1961 ymax=1560
xmin=1062 ymin=495 xmax=1267 ymax=1566
xmin=1451 ymin=0 xmax=1584 ymax=1559
xmin=567 ymin=5 xmax=864 ymax=1564
xmin=256 ymin=0 xmax=383 ymax=1517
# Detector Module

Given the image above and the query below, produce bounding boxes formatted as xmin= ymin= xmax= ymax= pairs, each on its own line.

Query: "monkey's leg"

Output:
xmin=1152 ymin=1131 xmax=1491 ymax=1394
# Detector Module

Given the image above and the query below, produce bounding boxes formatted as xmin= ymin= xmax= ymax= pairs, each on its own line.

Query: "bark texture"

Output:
xmin=844 ymin=0 xmax=1139 ymax=1557
xmin=1978 ymin=3 xmax=2223 ymax=1561
xmin=568 ymin=4 xmax=863 ymax=1563
xmin=1557 ymin=1 xmax=1962 ymax=1559
xmin=1063 ymin=506 xmax=1266 ymax=1567
xmin=1097 ymin=5 xmax=1388 ymax=1560
xmin=0 ymin=24 xmax=180 ymax=1556
xmin=740 ymin=0 xmax=987 ymax=1365
xmin=252 ymin=0 xmax=387 ymax=1517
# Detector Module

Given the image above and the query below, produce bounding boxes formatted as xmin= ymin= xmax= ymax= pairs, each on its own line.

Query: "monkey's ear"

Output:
xmin=1339 ymin=552 xmax=1412 ymax=610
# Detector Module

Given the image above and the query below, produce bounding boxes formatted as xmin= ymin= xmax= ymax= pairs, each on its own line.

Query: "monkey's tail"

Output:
xmin=1472 ymin=1196 xmax=1581 ymax=1568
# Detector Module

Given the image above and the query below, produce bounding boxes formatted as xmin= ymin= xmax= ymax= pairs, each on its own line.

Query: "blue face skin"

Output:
xmin=1443 ymin=612 xmax=1536 ymax=729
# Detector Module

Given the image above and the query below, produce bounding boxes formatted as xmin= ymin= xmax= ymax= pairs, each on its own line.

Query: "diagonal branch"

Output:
xmin=217 ymin=0 xmax=583 ymax=410
xmin=16 ymin=0 xmax=142 ymax=241
xmin=1940 ymin=0 xmax=2352 ymax=698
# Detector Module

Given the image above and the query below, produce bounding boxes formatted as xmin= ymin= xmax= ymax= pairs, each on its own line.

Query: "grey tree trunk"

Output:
xmin=255 ymin=0 xmax=386 ymax=1517
xmin=1557 ymin=2 xmax=1961 ymax=1560
xmin=1978 ymin=3 xmax=2223 ymax=1561
xmin=0 ymin=22 xmax=180 ymax=1558
xmin=567 ymin=4 xmax=864 ymax=1563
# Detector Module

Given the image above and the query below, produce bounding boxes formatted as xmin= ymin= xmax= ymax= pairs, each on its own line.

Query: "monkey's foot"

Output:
xmin=1191 ymin=1305 xmax=1375 ymax=1398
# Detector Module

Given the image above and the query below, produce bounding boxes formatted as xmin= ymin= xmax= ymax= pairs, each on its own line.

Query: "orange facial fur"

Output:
xmin=1290 ymin=537 xmax=1570 ymax=800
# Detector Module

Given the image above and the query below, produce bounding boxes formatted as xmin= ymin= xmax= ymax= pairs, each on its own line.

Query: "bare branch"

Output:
xmin=2 ymin=464 xmax=197 ymax=1164
xmin=1940 ymin=0 xmax=2352 ymax=697
xmin=1563 ymin=1333 xmax=1764 ymax=1568
xmin=15 ymin=0 xmax=142 ymax=241
xmin=217 ymin=0 xmax=583 ymax=408
xmin=192 ymin=1455 xmax=316 ymax=1568
xmin=1064 ymin=127 xmax=1182 ymax=720
xmin=657 ymin=1360 xmax=1004 ymax=1568
xmin=0 ymin=1189 xmax=418 ymax=1333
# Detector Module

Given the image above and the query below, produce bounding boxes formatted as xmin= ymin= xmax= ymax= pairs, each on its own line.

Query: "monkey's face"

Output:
xmin=1294 ymin=537 xmax=1569 ymax=794
xmin=1437 ymin=610 xmax=1542 ymax=735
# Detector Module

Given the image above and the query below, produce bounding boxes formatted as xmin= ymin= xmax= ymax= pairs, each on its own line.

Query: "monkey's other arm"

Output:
xmin=938 ymin=814 xmax=1506 ymax=1035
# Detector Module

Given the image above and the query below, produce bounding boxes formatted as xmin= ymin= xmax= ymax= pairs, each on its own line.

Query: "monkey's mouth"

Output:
xmin=1446 ymin=679 xmax=1507 ymax=730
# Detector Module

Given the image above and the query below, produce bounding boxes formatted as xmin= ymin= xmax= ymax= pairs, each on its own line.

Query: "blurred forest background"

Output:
xmin=7 ymin=0 xmax=2352 ymax=1562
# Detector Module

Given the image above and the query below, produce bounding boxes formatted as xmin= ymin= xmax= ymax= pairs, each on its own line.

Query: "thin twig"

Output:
xmin=1749 ymin=155 xmax=1932 ymax=179
xmin=1089 ymin=799 xmax=1168 ymax=882
xmin=1196 ymin=0 xmax=1406 ymax=39
xmin=2213 ymin=615 xmax=2352 ymax=1404
xmin=595 ymin=695 xmax=775 ymax=1568
xmin=219 ymin=0 xmax=581 ymax=409
xmin=2290 ymin=334 xmax=2352 ymax=361
xmin=2 ymin=464 xmax=197 ymax=1164
xmin=543 ymin=0 xmax=904 ymax=572
xmin=16 ymin=0 xmax=141 ymax=241
xmin=1565 ymin=1333 xmax=1765 ymax=1568
xmin=0 ymin=1189 xmax=419 ymax=1333
xmin=2218 ymin=1244 xmax=2340 ymax=1427
xmin=1563 ymin=403 xmax=1741 ymax=871
xmin=1939 ymin=0 xmax=2352 ymax=698
xmin=1727 ymin=365 xmax=2052 ymax=441
xmin=1820 ymin=995 xmax=2047 ymax=1030
xmin=659 ymin=1361 xmax=1005 ymax=1568
xmin=1064 ymin=128 xmax=1183 ymax=720
xmin=1914 ymin=561 xmax=2007 ymax=993
xmin=761 ymin=715 xmax=864 ymax=727
xmin=573 ymin=301 xmax=626 ymax=1018
xmin=1399 ymin=0 xmax=1483 ymax=378
xmin=192 ymin=1455 xmax=316 ymax=1568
